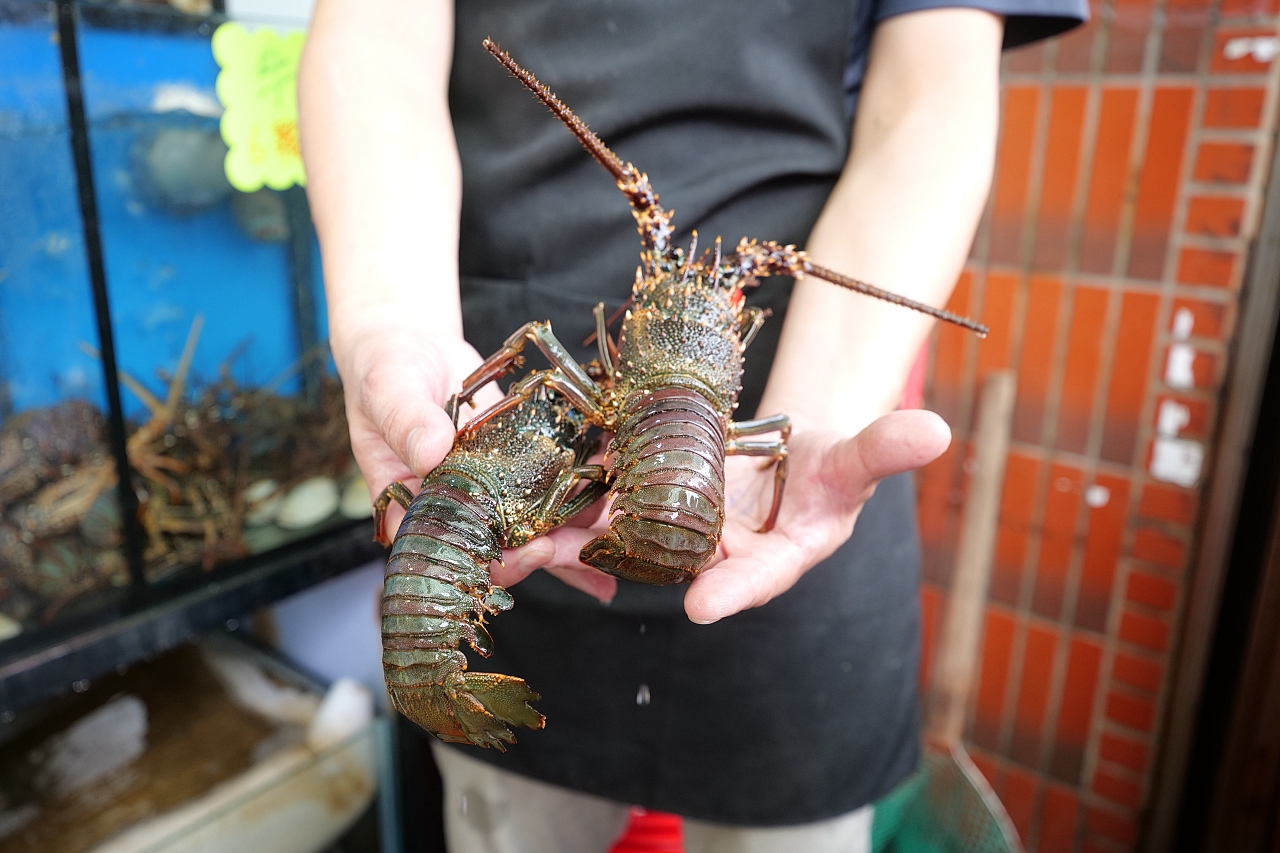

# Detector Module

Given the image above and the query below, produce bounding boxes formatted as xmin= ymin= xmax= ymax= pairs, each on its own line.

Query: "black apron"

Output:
xmin=447 ymin=0 xmax=922 ymax=824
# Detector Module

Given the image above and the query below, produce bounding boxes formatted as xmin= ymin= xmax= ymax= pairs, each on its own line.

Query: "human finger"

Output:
xmin=828 ymin=409 xmax=951 ymax=498
xmin=491 ymin=538 xmax=556 ymax=587
xmin=488 ymin=535 xmax=614 ymax=601
xmin=544 ymin=565 xmax=617 ymax=603
xmin=685 ymin=411 xmax=951 ymax=623
xmin=683 ymin=529 xmax=806 ymax=624
xmin=357 ymin=360 xmax=458 ymax=477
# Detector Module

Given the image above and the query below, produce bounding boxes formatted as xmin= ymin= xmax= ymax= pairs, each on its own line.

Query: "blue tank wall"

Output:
xmin=0 ymin=16 xmax=327 ymax=422
xmin=0 ymin=19 xmax=105 ymax=415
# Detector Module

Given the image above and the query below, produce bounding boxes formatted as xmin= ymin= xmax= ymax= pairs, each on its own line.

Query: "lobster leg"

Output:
xmin=727 ymin=413 xmax=791 ymax=441
xmin=738 ymin=307 xmax=768 ymax=351
xmin=454 ymin=322 xmax=606 ymax=419
xmin=725 ymin=437 xmax=789 ymax=534
xmin=372 ymin=481 xmax=416 ymax=546
xmin=510 ymin=370 xmax=607 ymax=423
xmin=547 ymin=465 xmax=610 ymax=526
xmin=457 ymin=369 xmax=605 ymax=444
xmin=592 ymin=302 xmax=619 ymax=380
xmin=507 ymin=465 xmax=610 ymax=547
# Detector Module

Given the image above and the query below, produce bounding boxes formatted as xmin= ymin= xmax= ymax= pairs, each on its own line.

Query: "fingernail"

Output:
xmin=690 ymin=617 xmax=717 ymax=625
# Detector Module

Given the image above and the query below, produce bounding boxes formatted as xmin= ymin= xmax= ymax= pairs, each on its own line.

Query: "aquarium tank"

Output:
xmin=0 ymin=0 xmax=365 ymax=651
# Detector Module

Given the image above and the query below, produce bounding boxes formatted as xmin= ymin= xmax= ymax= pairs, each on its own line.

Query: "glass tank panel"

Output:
xmin=74 ymin=4 xmax=361 ymax=585
xmin=0 ymin=2 xmax=130 ymax=641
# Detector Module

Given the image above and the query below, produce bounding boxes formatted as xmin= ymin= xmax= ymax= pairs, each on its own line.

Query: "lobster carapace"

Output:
xmin=373 ymin=373 xmax=607 ymax=748
xmin=465 ymin=39 xmax=987 ymax=586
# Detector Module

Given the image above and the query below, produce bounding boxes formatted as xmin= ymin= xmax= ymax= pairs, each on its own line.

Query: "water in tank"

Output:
xmin=0 ymin=1 xmax=363 ymax=642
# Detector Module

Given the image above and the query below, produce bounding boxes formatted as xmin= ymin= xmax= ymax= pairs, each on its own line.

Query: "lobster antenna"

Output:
xmin=803 ymin=261 xmax=989 ymax=337
xmin=483 ymin=38 xmax=673 ymax=254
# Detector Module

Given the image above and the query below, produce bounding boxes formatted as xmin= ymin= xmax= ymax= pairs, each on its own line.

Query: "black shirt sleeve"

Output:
xmin=843 ymin=0 xmax=1088 ymax=115
xmin=876 ymin=0 xmax=1089 ymax=49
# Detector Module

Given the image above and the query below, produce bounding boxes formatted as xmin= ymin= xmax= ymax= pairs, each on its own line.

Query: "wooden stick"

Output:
xmin=927 ymin=370 xmax=1017 ymax=747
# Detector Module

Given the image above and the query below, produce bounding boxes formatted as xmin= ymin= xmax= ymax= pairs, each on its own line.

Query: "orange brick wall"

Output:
xmin=916 ymin=0 xmax=1280 ymax=849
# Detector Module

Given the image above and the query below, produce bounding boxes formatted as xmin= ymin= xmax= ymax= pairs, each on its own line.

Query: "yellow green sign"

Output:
xmin=212 ymin=23 xmax=306 ymax=192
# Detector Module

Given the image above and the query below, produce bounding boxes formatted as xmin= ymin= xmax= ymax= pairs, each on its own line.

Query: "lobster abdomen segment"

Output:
xmin=581 ymin=387 xmax=726 ymax=584
xmin=382 ymin=479 xmax=544 ymax=750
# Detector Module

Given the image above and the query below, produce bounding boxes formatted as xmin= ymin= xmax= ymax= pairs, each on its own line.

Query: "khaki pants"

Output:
xmin=430 ymin=743 xmax=873 ymax=853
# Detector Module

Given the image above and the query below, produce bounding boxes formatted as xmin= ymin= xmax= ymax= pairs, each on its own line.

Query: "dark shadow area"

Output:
xmin=1175 ymin=297 xmax=1280 ymax=852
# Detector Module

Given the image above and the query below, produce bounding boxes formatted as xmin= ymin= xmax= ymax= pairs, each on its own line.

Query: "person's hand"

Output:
xmin=501 ymin=409 xmax=950 ymax=618
xmin=684 ymin=409 xmax=949 ymax=622
xmin=337 ymin=320 xmax=621 ymax=601
xmin=336 ymin=322 xmax=496 ymax=542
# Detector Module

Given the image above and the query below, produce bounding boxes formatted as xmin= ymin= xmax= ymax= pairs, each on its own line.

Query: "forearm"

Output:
xmin=759 ymin=9 xmax=1003 ymax=435
xmin=298 ymin=0 xmax=463 ymax=370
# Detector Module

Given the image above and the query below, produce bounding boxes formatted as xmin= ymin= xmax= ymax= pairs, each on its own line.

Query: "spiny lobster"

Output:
xmin=463 ymin=39 xmax=988 ymax=585
xmin=373 ymin=369 xmax=608 ymax=748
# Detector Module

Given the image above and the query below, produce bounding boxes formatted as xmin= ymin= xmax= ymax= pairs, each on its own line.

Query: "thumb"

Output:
xmin=358 ymin=362 xmax=458 ymax=477
xmin=825 ymin=410 xmax=952 ymax=505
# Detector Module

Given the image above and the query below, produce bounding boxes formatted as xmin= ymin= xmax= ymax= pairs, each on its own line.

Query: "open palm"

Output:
xmin=495 ymin=409 xmax=951 ymax=622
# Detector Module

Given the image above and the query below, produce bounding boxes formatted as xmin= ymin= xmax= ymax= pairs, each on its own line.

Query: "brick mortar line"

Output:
xmin=1002 ymin=71 xmax=1275 ymax=85
xmin=1196 ymin=125 xmax=1275 ymax=140
xmin=1031 ymin=21 xmax=1132 ymax=832
xmin=1108 ymin=0 xmax=1228 ymax=833
xmin=974 ymin=261 xmax=1251 ymax=298
xmin=1141 ymin=16 xmax=1280 ymax=849
xmin=985 ymin=35 xmax=1063 ymax=773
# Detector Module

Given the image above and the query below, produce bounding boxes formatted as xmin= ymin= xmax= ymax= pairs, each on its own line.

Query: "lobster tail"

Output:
xmin=382 ymin=480 xmax=544 ymax=749
xmin=581 ymin=387 xmax=725 ymax=584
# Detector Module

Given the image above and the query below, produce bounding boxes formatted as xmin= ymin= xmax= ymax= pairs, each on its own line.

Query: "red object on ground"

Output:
xmin=609 ymin=808 xmax=684 ymax=853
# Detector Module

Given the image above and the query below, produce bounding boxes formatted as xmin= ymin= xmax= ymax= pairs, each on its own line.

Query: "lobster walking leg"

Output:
xmin=726 ymin=414 xmax=791 ymax=532
xmin=727 ymin=413 xmax=791 ymax=441
xmin=726 ymin=438 xmax=789 ymax=533
xmin=508 ymin=464 xmax=610 ymax=547
xmin=738 ymin=307 xmax=768 ymax=350
xmin=454 ymin=322 xmax=604 ymax=416
xmin=592 ymin=302 xmax=619 ymax=377
xmin=373 ymin=481 xmax=416 ymax=547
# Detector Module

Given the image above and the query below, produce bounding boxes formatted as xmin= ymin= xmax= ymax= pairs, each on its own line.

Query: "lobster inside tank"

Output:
xmin=0 ymin=2 xmax=362 ymax=642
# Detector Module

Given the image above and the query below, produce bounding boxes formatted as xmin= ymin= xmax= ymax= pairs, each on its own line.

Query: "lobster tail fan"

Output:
xmin=482 ymin=38 xmax=674 ymax=256
xmin=460 ymin=672 xmax=546 ymax=731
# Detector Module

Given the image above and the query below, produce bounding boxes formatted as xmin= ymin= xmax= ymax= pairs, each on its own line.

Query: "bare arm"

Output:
xmin=299 ymin=0 xmax=471 ymax=506
xmin=761 ymin=8 xmax=1003 ymax=434
xmin=529 ymin=9 xmax=1006 ymax=619
xmin=299 ymin=0 xmax=611 ymax=597
xmin=676 ymin=9 xmax=1004 ymax=621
